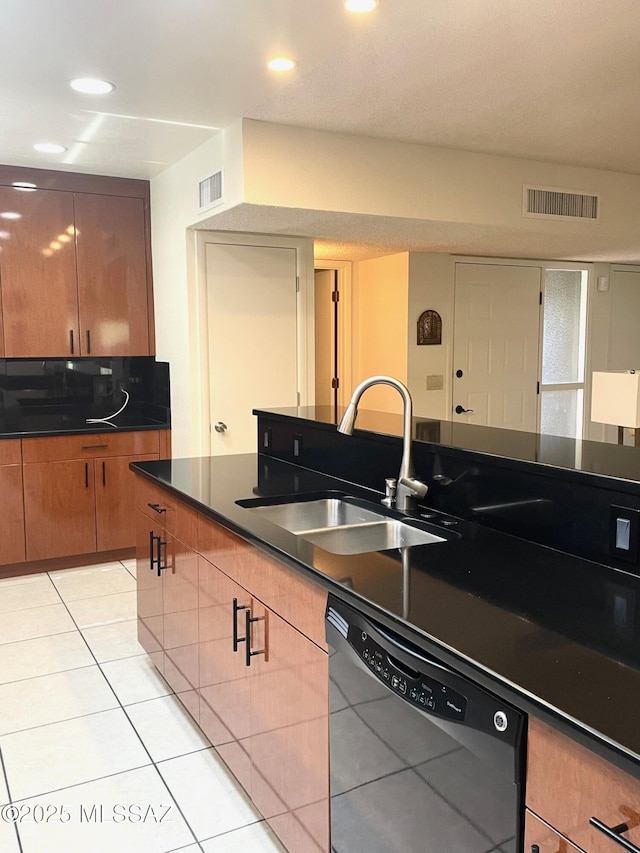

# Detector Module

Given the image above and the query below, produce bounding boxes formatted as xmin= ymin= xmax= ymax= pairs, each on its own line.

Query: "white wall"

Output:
xmin=407 ymin=254 xmax=454 ymax=420
xmin=241 ymin=120 xmax=640 ymax=247
xmin=351 ymin=253 xmax=409 ymax=414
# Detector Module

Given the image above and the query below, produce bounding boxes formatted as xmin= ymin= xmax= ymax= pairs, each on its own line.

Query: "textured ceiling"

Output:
xmin=2 ymin=0 xmax=639 ymax=179
xmin=2 ymin=0 xmax=639 ymax=261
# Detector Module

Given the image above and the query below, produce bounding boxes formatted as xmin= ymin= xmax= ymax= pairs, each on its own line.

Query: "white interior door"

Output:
xmin=453 ymin=263 xmax=541 ymax=432
xmin=207 ymin=243 xmax=298 ymax=455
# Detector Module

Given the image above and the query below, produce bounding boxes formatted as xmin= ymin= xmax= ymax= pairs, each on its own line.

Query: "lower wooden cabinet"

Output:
xmin=0 ymin=440 xmax=25 ymax=564
xmin=96 ymin=453 xmax=159 ymax=551
xmin=527 ymin=716 xmax=640 ymax=853
xmin=525 ymin=811 xmax=582 ymax=852
xmin=18 ymin=430 xmax=163 ymax=563
xmin=23 ymin=459 xmax=97 ymax=560
xmin=135 ymin=475 xmax=330 ymax=853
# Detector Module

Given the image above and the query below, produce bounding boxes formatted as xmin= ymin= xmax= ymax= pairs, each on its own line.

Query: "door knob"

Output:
xmin=455 ymin=405 xmax=474 ymax=414
xmin=214 ymin=421 xmax=228 ymax=433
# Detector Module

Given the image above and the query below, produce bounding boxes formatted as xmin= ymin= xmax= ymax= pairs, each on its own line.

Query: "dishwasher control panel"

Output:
xmin=349 ymin=626 xmax=467 ymax=721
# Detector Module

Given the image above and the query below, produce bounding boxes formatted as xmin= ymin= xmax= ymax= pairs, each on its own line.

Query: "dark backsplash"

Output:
xmin=0 ymin=357 xmax=170 ymax=432
xmin=256 ymin=409 xmax=640 ymax=574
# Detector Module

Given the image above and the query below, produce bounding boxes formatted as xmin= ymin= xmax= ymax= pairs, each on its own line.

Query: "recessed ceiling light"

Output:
xmin=0 ymin=212 xmax=21 ymax=220
xmin=33 ymin=143 xmax=67 ymax=154
xmin=11 ymin=181 xmax=37 ymax=192
xmin=345 ymin=0 xmax=378 ymax=11
xmin=70 ymin=77 xmax=115 ymax=95
xmin=267 ymin=57 xmax=296 ymax=72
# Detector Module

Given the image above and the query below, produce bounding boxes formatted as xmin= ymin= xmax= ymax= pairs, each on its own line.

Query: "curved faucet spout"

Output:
xmin=338 ymin=375 xmax=427 ymax=511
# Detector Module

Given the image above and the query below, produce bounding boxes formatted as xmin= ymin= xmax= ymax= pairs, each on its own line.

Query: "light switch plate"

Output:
xmin=610 ymin=505 xmax=640 ymax=563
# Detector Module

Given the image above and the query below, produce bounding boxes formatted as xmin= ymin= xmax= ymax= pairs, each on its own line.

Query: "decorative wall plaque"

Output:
xmin=417 ymin=309 xmax=442 ymax=345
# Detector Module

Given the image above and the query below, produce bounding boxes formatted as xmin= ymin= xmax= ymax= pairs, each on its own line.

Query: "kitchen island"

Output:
xmin=133 ymin=447 xmax=640 ymax=853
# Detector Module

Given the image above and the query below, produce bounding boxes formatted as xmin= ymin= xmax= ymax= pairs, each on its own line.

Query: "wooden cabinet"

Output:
xmin=0 ymin=187 xmax=79 ymax=358
xmin=527 ymin=716 xmax=640 ymax=853
xmin=22 ymin=430 xmax=161 ymax=561
xmin=249 ymin=597 xmax=329 ymax=853
xmin=524 ymin=811 xmax=582 ymax=852
xmin=136 ymin=489 xmax=200 ymax=716
xmin=23 ymin=458 xmax=97 ymax=561
xmin=134 ymin=475 xmax=330 ymax=853
xmin=0 ymin=182 xmax=153 ymax=358
xmin=74 ymin=193 xmax=150 ymax=356
xmin=199 ymin=557 xmax=253 ymax=793
xmin=95 ymin=453 xmax=159 ymax=551
xmin=197 ymin=552 xmax=329 ymax=853
xmin=0 ymin=440 xmax=25 ymax=565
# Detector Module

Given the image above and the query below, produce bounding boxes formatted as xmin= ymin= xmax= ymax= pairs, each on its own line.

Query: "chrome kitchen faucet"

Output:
xmin=337 ymin=376 xmax=428 ymax=512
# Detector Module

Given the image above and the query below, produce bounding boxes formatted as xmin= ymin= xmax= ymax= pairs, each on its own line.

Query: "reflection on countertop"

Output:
xmin=132 ymin=452 xmax=640 ymax=780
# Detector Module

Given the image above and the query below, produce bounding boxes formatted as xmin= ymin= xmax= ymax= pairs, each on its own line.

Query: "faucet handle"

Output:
xmin=399 ymin=476 xmax=428 ymax=499
xmin=382 ymin=478 xmax=397 ymax=507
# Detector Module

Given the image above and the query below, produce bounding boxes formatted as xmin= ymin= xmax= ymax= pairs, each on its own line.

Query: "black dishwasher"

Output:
xmin=326 ymin=595 xmax=525 ymax=853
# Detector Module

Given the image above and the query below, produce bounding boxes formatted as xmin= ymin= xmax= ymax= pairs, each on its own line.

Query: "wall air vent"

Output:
xmin=198 ymin=170 xmax=224 ymax=212
xmin=523 ymin=185 xmax=600 ymax=221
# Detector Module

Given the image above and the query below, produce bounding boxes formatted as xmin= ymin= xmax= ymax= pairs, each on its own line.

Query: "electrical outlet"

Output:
xmin=610 ymin=506 xmax=640 ymax=563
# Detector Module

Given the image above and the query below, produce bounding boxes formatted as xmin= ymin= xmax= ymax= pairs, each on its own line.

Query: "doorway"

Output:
xmin=313 ymin=259 xmax=353 ymax=411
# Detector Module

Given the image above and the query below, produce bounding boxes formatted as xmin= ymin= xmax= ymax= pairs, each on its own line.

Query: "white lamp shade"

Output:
xmin=591 ymin=371 xmax=640 ymax=428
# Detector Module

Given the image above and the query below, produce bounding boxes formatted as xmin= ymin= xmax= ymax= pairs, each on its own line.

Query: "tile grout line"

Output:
xmin=2 ymin=564 xmax=265 ymax=849
xmin=0 ymin=744 xmax=24 ymax=853
xmin=41 ymin=568 xmax=204 ymax=849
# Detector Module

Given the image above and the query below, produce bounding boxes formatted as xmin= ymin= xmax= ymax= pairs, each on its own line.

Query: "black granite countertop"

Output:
xmin=132 ymin=452 xmax=640 ymax=781
xmin=258 ymin=406 xmax=640 ymax=494
xmin=0 ymin=415 xmax=170 ymax=439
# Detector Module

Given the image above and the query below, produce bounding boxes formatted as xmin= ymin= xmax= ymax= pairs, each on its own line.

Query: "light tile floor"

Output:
xmin=0 ymin=561 xmax=286 ymax=853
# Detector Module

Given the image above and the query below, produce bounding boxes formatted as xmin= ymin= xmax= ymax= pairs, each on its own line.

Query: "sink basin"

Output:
xmin=237 ymin=495 xmax=449 ymax=555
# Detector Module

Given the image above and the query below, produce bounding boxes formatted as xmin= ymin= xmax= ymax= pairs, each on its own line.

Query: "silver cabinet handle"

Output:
xmin=214 ymin=421 xmax=228 ymax=433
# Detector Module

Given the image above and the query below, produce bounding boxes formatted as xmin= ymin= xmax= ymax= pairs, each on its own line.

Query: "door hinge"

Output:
xmin=331 ymin=377 xmax=340 ymax=389
xmin=537 ymin=381 xmax=540 ymax=395
xmin=296 ymin=276 xmax=300 ymax=292
xmin=539 ymin=291 xmax=542 ymax=305
xmin=331 ymin=290 xmax=340 ymax=303
xmin=297 ymin=391 xmax=301 ymax=406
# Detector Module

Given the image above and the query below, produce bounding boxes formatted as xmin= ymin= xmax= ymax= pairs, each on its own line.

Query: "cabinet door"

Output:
xmin=74 ymin=193 xmax=150 ymax=356
xmin=528 ymin=717 xmax=640 ymax=853
xmin=23 ymin=460 xmax=96 ymax=560
xmin=249 ymin=601 xmax=330 ymax=853
xmin=198 ymin=556 xmax=253 ymax=796
xmin=163 ymin=536 xmax=199 ymax=721
xmin=524 ymin=810 xmax=582 ymax=852
xmin=0 ymin=464 xmax=26 ymax=565
xmin=136 ymin=510 xmax=164 ymax=674
xmin=95 ymin=453 xmax=159 ymax=552
xmin=0 ymin=187 xmax=79 ymax=357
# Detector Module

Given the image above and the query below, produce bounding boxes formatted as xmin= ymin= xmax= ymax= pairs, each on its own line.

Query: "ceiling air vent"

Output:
xmin=523 ymin=185 xmax=600 ymax=221
xmin=198 ymin=170 xmax=224 ymax=213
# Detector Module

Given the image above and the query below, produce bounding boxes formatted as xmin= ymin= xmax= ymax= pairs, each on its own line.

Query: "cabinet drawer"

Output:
xmin=527 ymin=717 xmax=640 ymax=853
xmin=0 ymin=439 xmax=21 ymax=466
xmin=135 ymin=477 xmax=199 ymax=544
xmin=524 ymin=810 xmax=582 ymax=852
xmin=23 ymin=430 xmax=160 ymax=462
xmin=198 ymin=515 xmax=328 ymax=650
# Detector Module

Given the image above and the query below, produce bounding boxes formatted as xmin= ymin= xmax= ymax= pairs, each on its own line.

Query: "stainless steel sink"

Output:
xmin=239 ymin=496 xmax=448 ymax=555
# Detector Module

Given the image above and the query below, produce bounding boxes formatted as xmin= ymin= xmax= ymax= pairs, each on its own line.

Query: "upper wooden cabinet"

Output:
xmin=75 ymin=194 xmax=150 ymax=356
xmin=0 ymin=168 xmax=154 ymax=358
xmin=0 ymin=186 xmax=79 ymax=357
